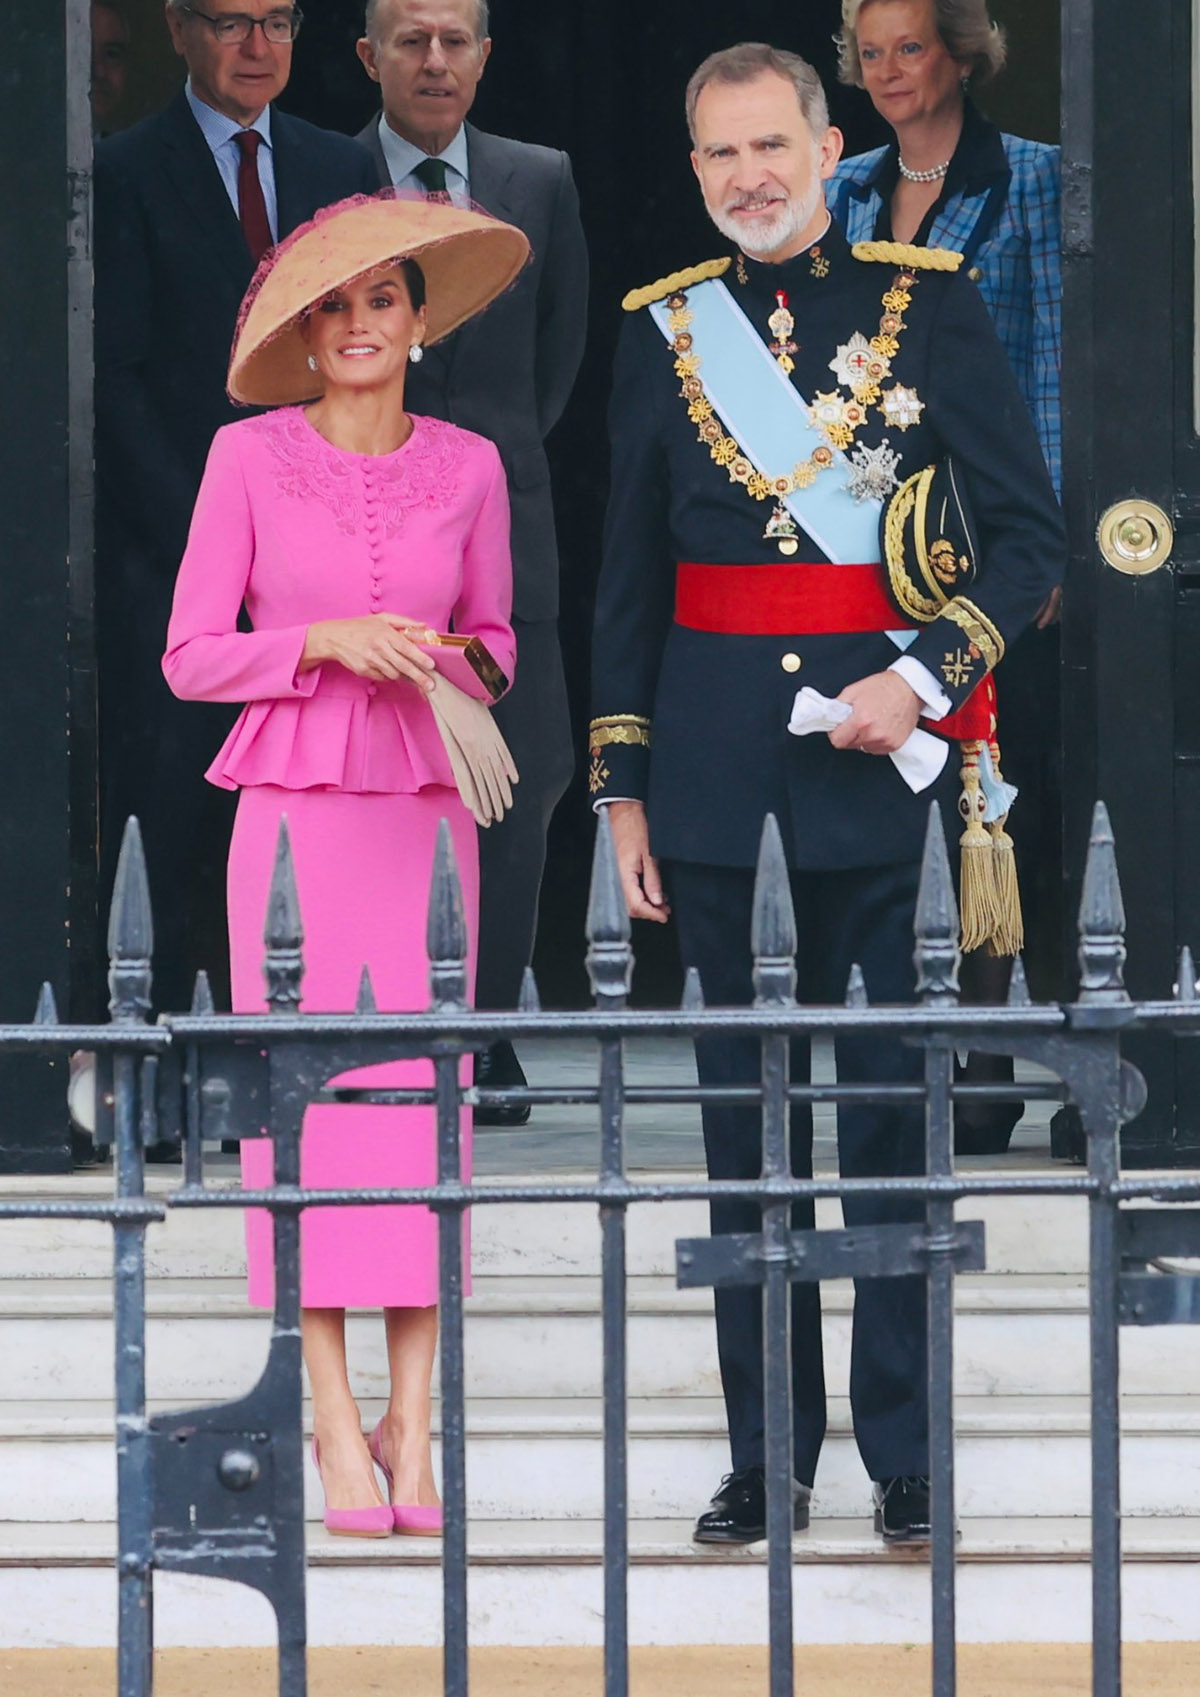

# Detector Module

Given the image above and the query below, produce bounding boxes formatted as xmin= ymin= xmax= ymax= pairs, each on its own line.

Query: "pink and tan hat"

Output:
xmin=228 ymin=190 xmax=531 ymax=407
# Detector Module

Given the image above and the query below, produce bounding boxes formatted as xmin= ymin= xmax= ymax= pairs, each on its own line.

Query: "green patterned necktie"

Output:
xmin=413 ymin=156 xmax=449 ymax=196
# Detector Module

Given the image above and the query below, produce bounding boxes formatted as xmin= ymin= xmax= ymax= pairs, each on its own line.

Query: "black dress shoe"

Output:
xmin=693 ymin=1465 xmax=812 ymax=1545
xmin=872 ymin=1475 xmax=932 ymax=1544
xmin=144 ymin=1140 xmax=183 ymax=1166
xmin=953 ymin=1054 xmax=1022 ymax=1156
xmin=474 ymin=1040 xmax=531 ymax=1128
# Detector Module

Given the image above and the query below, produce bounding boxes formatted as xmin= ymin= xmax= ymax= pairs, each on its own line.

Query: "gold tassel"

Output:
xmin=957 ymin=740 xmax=999 ymax=954
xmin=986 ymin=741 xmax=1024 ymax=957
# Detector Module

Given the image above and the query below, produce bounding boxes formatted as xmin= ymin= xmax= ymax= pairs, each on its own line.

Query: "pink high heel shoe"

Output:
xmin=311 ymin=1437 xmax=393 ymax=1538
xmin=368 ymin=1422 xmax=444 ymax=1536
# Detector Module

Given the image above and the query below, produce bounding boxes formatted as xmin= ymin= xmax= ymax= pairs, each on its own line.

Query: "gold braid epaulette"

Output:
xmin=851 ymin=241 xmax=963 ymax=272
xmin=622 ymin=257 xmax=732 ymax=312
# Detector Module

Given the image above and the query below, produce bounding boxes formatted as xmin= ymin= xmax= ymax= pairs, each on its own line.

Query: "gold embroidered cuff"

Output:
xmin=938 ymin=597 xmax=1004 ymax=672
xmin=589 ymin=716 xmax=652 ymax=751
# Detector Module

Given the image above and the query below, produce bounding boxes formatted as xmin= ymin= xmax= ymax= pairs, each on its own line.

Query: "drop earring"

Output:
xmin=306 ymin=354 xmax=319 ymax=372
xmin=409 ymin=344 xmax=425 ymax=364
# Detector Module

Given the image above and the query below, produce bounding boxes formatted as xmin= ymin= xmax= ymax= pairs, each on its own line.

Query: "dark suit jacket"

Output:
xmin=95 ymin=91 xmax=377 ymax=580
xmin=356 ymin=117 xmax=589 ymax=621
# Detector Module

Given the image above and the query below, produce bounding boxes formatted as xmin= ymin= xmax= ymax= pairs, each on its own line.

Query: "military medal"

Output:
xmin=846 ymin=438 xmax=902 ymax=503
xmin=767 ymin=290 xmax=798 ymax=375
xmin=879 ymin=384 xmax=925 ymax=431
xmin=663 ymin=266 xmax=926 ymax=537
xmin=764 ymin=502 xmax=800 ymax=555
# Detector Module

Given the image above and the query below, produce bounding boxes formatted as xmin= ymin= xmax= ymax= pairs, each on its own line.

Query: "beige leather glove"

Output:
xmin=427 ymin=673 xmax=518 ymax=828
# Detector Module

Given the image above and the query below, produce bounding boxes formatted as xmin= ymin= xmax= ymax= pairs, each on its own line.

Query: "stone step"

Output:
xmin=0 ymin=1175 xmax=1096 ymax=1280
xmin=2 ymin=1517 xmax=1200 ymax=1649
xmin=1 ymin=1394 xmax=1199 ymax=1525
xmin=0 ymin=1274 xmax=1193 ymax=1403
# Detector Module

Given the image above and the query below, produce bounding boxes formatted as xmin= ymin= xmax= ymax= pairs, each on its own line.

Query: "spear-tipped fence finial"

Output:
xmin=1006 ymin=955 xmax=1031 ymax=1007
xmin=355 ymin=965 xmax=378 ymax=1015
xmin=844 ymin=963 xmax=869 ymax=1008
xmin=1176 ymin=946 xmax=1197 ymax=1004
xmin=914 ymin=802 xmax=960 ymax=1005
xmin=262 ymin=815 xmax=304 ymax=1014
xmin=1077 ymin=801 xmax=1128 ymax=1002
xmin=189 ymin=970 xmax=215 ymax=1017
xmin=585 ymin=809 xmax=633 ymax=1007
xmin=427 ymin=820 xmax=468 ymax=1011
xmin=108 ymin=817 xmax=154 ymax=1023
xmin=33 ymin=982 xmax=59 ymax=1026
xmin=681 ymin=966 xmax=705 ymax=1012
xmin=751 ymin=814 xmax=796 ymax=1008
xmin=518 ymin=966 xmax=542 ymax=1014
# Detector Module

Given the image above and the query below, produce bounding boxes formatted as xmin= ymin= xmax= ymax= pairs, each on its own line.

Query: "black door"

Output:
xmin=1061 ymin=0 xmax=1200 ymax=1161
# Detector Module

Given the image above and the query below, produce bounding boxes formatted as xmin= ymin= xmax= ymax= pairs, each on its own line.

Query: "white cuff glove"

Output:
xmin=427 ymin=673 xmax=519 ymax=828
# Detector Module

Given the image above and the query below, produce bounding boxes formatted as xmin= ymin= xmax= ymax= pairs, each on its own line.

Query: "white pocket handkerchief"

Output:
xmin=787 ymin=686 xmax=950 ymax=795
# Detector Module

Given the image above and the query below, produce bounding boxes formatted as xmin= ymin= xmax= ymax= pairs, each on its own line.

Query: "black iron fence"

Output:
xmin=3 ymin=801 xmax=1200 ymax=1696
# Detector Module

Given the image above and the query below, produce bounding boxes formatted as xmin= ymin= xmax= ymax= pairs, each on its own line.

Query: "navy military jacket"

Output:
xmin=589 ymin=221 xmax=1064 ymax=872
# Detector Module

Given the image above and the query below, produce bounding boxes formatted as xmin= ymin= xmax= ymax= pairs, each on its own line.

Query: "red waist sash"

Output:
xmin=673 ymin=560 xmax=996 ymax=743
xmin=674 ymin=560 xmax=907 ymax=636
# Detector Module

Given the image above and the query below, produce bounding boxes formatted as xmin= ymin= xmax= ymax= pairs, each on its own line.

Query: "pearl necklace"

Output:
xmin=898 ymin=155 xmax=950 ymax=184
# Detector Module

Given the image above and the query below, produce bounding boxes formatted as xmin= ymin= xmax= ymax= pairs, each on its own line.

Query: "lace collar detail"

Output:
xmin=249 ymin=408 xmax=466 ymax=538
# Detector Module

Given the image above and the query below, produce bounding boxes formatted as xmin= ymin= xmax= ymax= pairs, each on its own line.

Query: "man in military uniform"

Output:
xmin=590 ymin=42 xmax=1064 ymax=1545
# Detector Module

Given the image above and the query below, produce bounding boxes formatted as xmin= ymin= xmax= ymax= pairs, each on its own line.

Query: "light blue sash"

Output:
xmin=649 ymin=277 xmax=882 ymax=564
xmin=648 ymin=277 xmax=916 ymax=651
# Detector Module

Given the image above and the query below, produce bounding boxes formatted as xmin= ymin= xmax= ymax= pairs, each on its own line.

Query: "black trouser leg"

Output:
xmin=475 ymin=618 xmax=573 ymax=1010
xmin=668 ymin=856 xmax=930 ymax=1487
xmin=668 ymin=861 xmax=827 ymax=1486
xmin=814 ymin=862 xmax=930 ymax=1481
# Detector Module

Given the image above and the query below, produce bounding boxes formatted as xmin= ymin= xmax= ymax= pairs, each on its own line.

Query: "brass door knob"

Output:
xmin=1097 ymin=499 xmax=1174 ymax=575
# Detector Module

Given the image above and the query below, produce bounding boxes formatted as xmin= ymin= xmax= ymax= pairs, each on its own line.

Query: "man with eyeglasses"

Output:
xmin=356 ymin=0 xmax=589 ymax=1123
xmin=92 ymin=0 xmax=376 ymax=1054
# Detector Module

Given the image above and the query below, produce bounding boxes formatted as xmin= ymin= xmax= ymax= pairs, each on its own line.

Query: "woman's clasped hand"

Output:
xmin=301 ymin=613 xmax=438 ymax=689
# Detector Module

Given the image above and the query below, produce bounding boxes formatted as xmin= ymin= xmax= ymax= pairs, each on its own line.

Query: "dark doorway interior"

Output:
xmin=93 ymin=0 xmax=1059 ymax=1007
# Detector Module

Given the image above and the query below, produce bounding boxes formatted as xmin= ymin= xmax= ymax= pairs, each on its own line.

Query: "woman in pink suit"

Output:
xmin=163 ymin=195 xmax=529 ymax=1538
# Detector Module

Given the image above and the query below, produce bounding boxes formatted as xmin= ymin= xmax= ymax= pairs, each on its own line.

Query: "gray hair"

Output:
xmin=364 ymin=0 xmax=489 ymax=45
xmin=686 ymin=43 xmax=830 ymax=145
xmin=836 ymin=0 xmax=1006 ymax=86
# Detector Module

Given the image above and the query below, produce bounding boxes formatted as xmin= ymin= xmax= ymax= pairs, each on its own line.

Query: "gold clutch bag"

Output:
xmin=410 ymin=630 xmax=509 ymax=704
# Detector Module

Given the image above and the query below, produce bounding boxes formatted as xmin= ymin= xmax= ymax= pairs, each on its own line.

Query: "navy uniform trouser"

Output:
xmin=666 ymin=857 xmax=930 ymax=1488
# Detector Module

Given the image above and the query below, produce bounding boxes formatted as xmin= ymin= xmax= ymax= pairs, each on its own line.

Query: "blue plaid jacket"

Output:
xmin=828 ymin=116 xmax=1061 ymax=495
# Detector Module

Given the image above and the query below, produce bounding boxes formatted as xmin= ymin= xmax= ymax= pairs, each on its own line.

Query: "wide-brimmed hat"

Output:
xmin=228 ymin=190 xmax=531 ymax=406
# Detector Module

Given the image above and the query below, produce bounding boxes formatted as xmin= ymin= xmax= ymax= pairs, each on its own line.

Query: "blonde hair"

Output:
xmin=836 ymin=0 xmax=1007 ymax=87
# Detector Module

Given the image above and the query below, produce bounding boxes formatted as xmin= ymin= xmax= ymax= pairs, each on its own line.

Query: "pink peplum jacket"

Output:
xmin=163 ymin=407 xmax=516 ymax=794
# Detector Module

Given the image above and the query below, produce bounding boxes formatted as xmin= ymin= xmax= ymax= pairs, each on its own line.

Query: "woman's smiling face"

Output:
xmin=301 ymin=266 xmax=427 ymax=394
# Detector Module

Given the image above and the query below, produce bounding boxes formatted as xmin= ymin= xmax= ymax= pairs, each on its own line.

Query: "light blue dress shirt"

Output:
xmin=185 ymin=79 xmax=279 ymax=241
xmin=377 ymin=117 xmax=471 ymax=207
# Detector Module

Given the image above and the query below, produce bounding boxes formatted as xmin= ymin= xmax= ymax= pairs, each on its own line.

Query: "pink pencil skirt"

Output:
xmin=228 ymin=784 xmax=477 ymax=1311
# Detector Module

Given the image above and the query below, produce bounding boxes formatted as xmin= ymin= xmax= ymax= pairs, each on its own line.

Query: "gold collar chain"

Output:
xmin=665 ymin=269 xmax=925 ymax=548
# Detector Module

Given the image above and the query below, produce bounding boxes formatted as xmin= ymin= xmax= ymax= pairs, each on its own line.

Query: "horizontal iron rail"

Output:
xmin=0 ymin=1026 xmax=170 ymax=1051
xmin=157 ymin=1005 xmax=1072 ymax=1040
xmin=166 ymin=1173 xmax=1116 ymax=1209
xmin=319 ymin=1081 xmax=1068 ymax=1107
xmin=0 ymin=1200 xmax=165 ymax=1222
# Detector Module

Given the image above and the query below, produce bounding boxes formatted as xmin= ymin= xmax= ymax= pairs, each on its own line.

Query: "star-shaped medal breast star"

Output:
xmin=845 ymin=438 xmax=902 ymax=503
xmin=879 ymin=385 xmax=925 ymax=431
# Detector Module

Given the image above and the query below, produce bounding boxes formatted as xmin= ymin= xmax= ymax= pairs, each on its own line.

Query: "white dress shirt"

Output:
xmin=377 ymin=116 xmax=471 ymax=207
xmin=185 ymin=79 xmax=278 ymax=242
